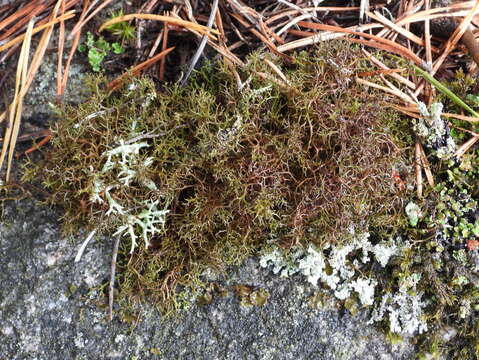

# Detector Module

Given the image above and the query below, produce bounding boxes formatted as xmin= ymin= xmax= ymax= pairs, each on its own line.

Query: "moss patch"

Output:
xmin=23 ymin=42 xmax=410 ymax=313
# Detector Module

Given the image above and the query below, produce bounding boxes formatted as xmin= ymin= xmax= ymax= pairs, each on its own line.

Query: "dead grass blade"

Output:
xmin=415 ymin=142 xmax=423 ymax=198
xmin=0 ymin=19 xmax=33 ymax=181
xmin=0 ymin=10 xmax=75 ymax=52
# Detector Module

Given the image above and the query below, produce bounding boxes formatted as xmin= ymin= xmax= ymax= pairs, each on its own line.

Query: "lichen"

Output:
xmin=261 ymin=140 xmax=479 ymax=355
xmin=260 ymin=231 xmax=402 ymax=308
xmin=414 ymin=101 xmax=456 ymax=159
xmin=369 ymin=273 xmax=428 ymax=336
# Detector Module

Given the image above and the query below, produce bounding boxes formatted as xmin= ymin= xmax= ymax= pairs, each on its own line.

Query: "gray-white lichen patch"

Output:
xmin=259 ymin=231 xmax=428 ymax=336
xmin=415 ymin=101 xmax=456 ymax=159
xmin=369 ymin=274 xmax=428 ymax=336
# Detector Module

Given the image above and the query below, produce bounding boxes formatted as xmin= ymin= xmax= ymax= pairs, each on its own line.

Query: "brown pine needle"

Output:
xmin=298 ymin=21 xmax=424 ymax=66
xmin=0 ymin=11 xmax=75 ymax=53
xmin=107 ymin=47 xmax=175 ymax=90
xmin=264 ymin=58 xmax=289 ymax=83
xmin=99 ymin=14 xmax=219 ymax=39
xmin=418 ymin=142 xmax=434 ymax=188
xmin=356 ymin=68 xmax=405 ymax=77
xmin=362 ymin=49 xmax=416 ymax=89
xmin=455 ymin=135 xmax=479 ymax=158
xmin=0 ymin=19 xmax=33 ymax=181
xmin=355 ymin=77 xmax=415 ymax=104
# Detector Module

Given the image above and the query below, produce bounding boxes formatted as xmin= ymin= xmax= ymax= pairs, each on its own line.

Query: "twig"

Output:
xmin=74 ymin=229 xmax=97 ymax=263
xmin=109 ymin=234 xmax=121 ymax=321
xmin=180 ymin=0 xmax=219 ymax=86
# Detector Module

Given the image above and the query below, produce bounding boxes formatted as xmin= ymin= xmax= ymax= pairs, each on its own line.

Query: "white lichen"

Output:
xmin=259 ymin=247 xmax=301 ymax=278
xmin=102 ymin=140 xmax=152 ymax=187
xmin=414 ymin=101 xmax=456 ymax=159
xmin=405 ymin=202 xmax=421 ymax=227
xmin=369 ymin=273 xmax=428 ymax=336
xmin=260 ymin=232 xmax=402 ymax=307
xmin=372 ymin=241 xmax=398 ymax=267
xmin=104 ymin=186 xmax=125 ymax=216
xmin=114 ymin=200 xmax=169 ymax=253
xmin=350 ymin=277 xmax=377 ymax=306
xmin=86 ymin=136 xmax=167 ymax=253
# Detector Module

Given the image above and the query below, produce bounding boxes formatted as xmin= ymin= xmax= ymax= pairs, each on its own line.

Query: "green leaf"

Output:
xmin=88 ymin=48 xmax=105 ymax=72
xmin=112 ymin=42 xmax=125 ymax=54
xmin=96 ymin=37 xmax=111 ymax=52
xmin=413 ymin=65 xmax=479 ymax=117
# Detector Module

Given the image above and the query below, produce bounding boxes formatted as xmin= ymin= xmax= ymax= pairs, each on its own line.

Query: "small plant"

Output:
xmin=104 ymin=9 xmax=136 ymax=43
xmin=78 ymin=31 xmax=124 ymax=72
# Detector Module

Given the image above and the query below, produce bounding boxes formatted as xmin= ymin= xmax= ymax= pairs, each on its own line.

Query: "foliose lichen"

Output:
xmin=260 ymin=231 xmax=428 ymax=335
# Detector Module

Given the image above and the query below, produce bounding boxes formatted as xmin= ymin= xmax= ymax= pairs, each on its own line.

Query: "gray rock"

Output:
xmin=0 ymin=200 xmax=415 ymax=359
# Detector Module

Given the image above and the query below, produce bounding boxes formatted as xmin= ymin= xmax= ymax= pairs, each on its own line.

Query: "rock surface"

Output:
xmin=0 ymin=200 xmax=415 ymax=359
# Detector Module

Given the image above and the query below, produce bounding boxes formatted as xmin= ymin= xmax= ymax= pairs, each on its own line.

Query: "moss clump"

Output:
xmin=24 ymin=42 xmax=410 ymax=313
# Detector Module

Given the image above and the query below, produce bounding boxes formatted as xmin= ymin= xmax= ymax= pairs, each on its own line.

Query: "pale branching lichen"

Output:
xmin=114 ymin=200 xmax=168 ymax=253
xmin=89 ymin=135 xmax=166 ymax=253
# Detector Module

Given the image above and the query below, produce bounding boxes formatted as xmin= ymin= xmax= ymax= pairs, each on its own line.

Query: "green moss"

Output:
xmin=23 ymin=41 xmax=410 ymax=314
xmin=408 ymin=154 xmax=479 ymax=358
